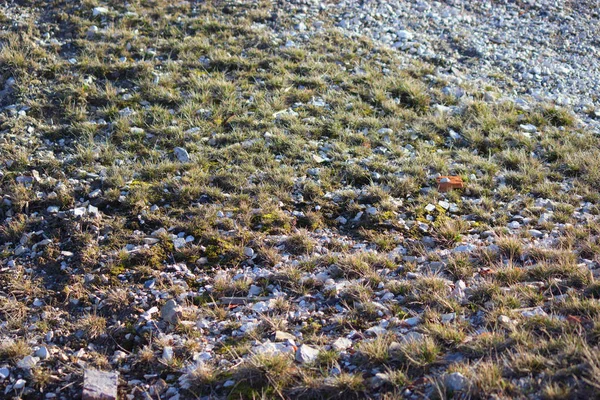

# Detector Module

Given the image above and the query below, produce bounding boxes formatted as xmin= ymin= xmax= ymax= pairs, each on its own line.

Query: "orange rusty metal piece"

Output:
xmin=437 ymin=176 xmax=465 ymax=193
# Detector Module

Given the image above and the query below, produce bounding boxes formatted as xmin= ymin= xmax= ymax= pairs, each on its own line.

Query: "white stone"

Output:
xmin=13 ymin=379 xmax=26 ymax=390
xmin=162 ymin=346 xmax=174 ymax=361
xmin=35 ymin=346 xmax=49 ymax=359
xmin=402 ymin=316 xmax=421 ymax=327
xmin=92 ymin=7 xmax=109 ymax=16
xmin=521 ymin=307 xmax=547 ymax=318
xmin=173 ymin=147 xmax=190 ymax=163
xmin=295 ymin=344 xmax=319 ymax=364
xmin=396 ymin=30 xmax=413 ymax=41
xmin=161 ymin=299 xmax=182 ymax=325
xmin=445 ymin=372 xmax=469 ymax=392
xmin=16 ymin=355 xmax=39 ymax=370
xmin=528 ymin=229 xmax=543 ymax=238
xmin=454 ymin=244 xmax=476 ymax=253
xmin=332 ymin=337 xmax=352 ymax=351
xmin=82 ymin=369 xmax=118 ymax=400
xmin=519 ymin=124 xmax=537 ymax=133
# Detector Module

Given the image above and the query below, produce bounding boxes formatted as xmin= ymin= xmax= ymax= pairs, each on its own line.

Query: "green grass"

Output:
xmin=0 ymin=0 xmax=599 ymax=398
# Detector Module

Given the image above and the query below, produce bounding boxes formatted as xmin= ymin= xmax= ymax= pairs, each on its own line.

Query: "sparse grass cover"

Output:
xmin=1 ymin=0 xmax=600 ymax=398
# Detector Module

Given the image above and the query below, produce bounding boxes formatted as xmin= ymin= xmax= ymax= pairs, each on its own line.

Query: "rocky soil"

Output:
xmin=1 ymin=0 xmax=600 ymax=399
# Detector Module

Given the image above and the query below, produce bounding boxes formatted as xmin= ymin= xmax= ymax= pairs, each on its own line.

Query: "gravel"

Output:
xmin=281 ymin=0 xmax=600 ymax=130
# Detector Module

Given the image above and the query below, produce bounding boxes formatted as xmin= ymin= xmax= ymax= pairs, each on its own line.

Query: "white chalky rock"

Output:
xmin=161 ymin=299 xmax=182 ymax=325
xmin=17 ymin=355 xmax=39 ymax=370
xmin=295 ymin=344 xmax=319 ymax=364
xmin=92 ymin=7 xmax=109 ymax=16
xmin=82 ymin=369 xmax=119 ymax=400
xmin=332 ymin=337 xmax=353 ymax=351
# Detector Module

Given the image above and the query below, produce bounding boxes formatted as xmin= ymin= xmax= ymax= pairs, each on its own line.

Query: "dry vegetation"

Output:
xmin=0 ymin=0 xmax=600 ymax=399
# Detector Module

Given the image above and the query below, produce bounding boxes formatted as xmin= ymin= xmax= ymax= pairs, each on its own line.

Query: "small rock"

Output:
xmin=275 ymin=331 xmax=295 ymax=342
xmin=161 ymin=299 xmax=182 ymax=325
xmin=519 ymin=124 xmax=537 ymax=133
xmin=521 ymin=307 xmax=547 ymax=318
xmin=396 ymin=30 xmax=413 ymax=41
xmin=498 ymin=315 xmax=514 ymax=328
xmin=508 ymin=221 xmax=520 ymax=229
xmin=35 ymin=346 xmax=49 ymax=359
xmin=248 ymin=284 xmax=262 ymax=296
xmin=244 ymin=247 xmax=254 ymax=257
xmin=17 ymin=355 xmax=39 ymax=370
xmin=332 ymin=337 xmax=352 ymax=351
xmin=528 ymin=229 xmax=543 ymax=238
xmin=445 ymin=372 xmax=469 ymax=392
xmin=252 ymin=301 xmax=269 ymax=313
xmin=0 ymin=367 xmax=9 ymax=380
xmin=402 ymin=316 xmax=421 ymax=327
xmin=173 ymin=147 xmax=190 ymax=163
xmin=295 ymin=344 xmax=319 ymax=364
xmin=365 ymin=326 xmax=387 ymax=336
xmin=13 ymin=379 xmax=26 ymax=390
xmin=162 ymin=346 xmax=174 ymax=362
xmin=92 ymin=7 xmax=109 ymax=16
xmin=82 ymin=369 xmax=119 ymax=400
xmin=454 ymin=244 xmax=476 ymax=253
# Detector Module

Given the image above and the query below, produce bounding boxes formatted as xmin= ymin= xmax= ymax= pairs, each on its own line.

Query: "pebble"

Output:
xmin=13 ymin=379 xmax=26 ymax=390
xmin=35 ymin=346 xmax=49 ymax=359
xmin=173 ymin=147 xmax=190 ymax=163
xmin=295 ymin=344 xmax=319 ymax=364
xmin=16 ymin=355 xmax=39 ymax=370
xmin=92 ymin=7 xmax=109 ymax=16
xmin=161 ymin=299 xmax=182 ymax=325
xmin=445 ymin=372 xmax=469 ymax=392
xmin=162 ymin=347 xmax=174 ymax=362
xmin=332 ymin=337 xmax=353 ymax=351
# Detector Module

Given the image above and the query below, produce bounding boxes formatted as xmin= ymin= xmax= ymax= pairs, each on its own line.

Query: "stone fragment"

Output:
xmin=82 ymin=369 xmax=118 ymax=400
xmin=16 ymin=355 xmax=39 ymax=370
xmin=92 ymin=7 xmax=109 ymax=16
xmin=173 ymin=147 xmax=190 ymax=162
xmin=161 ymin=299 xmax=182 ymax=325
xmin=35 ymin=346 xmax=49 ymax=359
xmin=445 ymin=372 xmax=469 ymax=392
xmin=274 ymin=331 xmax=295 ymax=342
xmin=295 ymin=344 xmax=319 ymax=364
xmin=332 ymin=337 xmax=352 ymax=351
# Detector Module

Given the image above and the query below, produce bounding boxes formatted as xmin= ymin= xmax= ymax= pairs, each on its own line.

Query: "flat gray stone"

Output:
xmin=82 ymin=369 xmax=118 ymax=400
xmin=173 ymin=147 xmax=190 ymax=163
xmin=295 ymin=344 xmax=319 ymax=364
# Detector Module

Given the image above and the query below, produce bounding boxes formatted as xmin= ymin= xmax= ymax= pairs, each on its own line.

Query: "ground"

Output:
xmin=1 ymin=0 xmax=600 ymax=399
